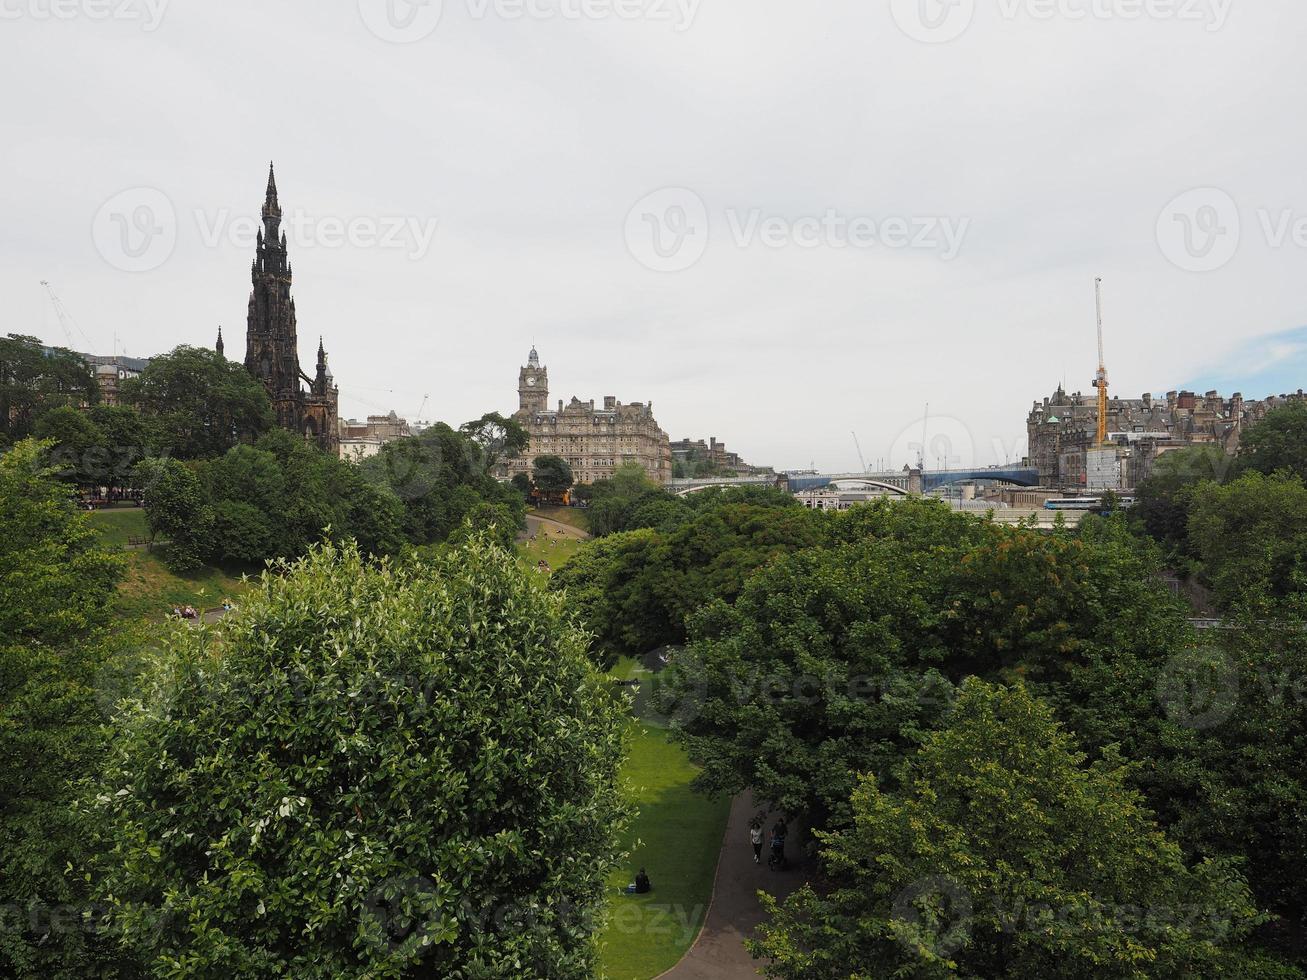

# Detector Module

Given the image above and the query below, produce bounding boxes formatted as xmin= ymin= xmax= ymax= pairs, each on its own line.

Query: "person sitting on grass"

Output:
xmin=625 ymin=868 xmax=652 ymax=894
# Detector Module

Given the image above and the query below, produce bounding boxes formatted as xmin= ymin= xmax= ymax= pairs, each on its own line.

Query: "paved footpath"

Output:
xmin=658 ymin=792 xmax=808 ymax=979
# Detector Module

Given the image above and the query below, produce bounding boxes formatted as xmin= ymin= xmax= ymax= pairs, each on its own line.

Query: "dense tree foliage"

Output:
xmin=90 ymin=539 xmax=627 ymax=978
xmin=0 ymin=335 xmax=98 ymax=448
xmin=1237 ymin=401 xmax=1307 ymax=481
xmin=359 ymin=424 xmax=524 ymax=547
xmin=0 ymin=440 xmax=134 ymax=978
xmin=551 ymin=499 xmax=828 ymax=665
xmin=1129 ymin=445 xmax=1229 ymax=567
xmin=121 ymin=346 xmax=273 ymax=459
xmin=656 ymin=500 xmax=1189 ymax=827
xmin=752 ymin=681 xmax=1288 ymax=980
xmin=531 ymin=455 xmax=574 ymax=496
xmin=459 ymin=412 xmax=528 ymax=473
xmin=132 ymin=424 xmax=518 ymax=571
xmin=1187 ymin=472 xmax=1307 ymax=608
xmin=0 ymin=440 xmax=123 ymax=642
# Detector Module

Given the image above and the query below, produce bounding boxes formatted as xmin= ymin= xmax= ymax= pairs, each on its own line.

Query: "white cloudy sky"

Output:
xmin=3 ymin=0 xmax=1305 ymax=472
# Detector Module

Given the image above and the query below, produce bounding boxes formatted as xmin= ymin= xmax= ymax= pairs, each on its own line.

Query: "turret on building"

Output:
xmin=243 ymin=163 xmax=339 ymax=454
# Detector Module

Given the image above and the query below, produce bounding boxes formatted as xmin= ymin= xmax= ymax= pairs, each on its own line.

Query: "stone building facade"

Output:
xmin=79 ymin=353 xmax=150 ymax=406
xmin=669 ymin=436 xmax=772 ymax=478
xmin=1026 ymin=384 xmax=1307 ymax=488
xmin=338 ymin=411 xmax=412 ymax=461
xmin=242 ymin=164 xmax=339 ymax=454
xmin=503 ymin=347 xmax=673 ymax=485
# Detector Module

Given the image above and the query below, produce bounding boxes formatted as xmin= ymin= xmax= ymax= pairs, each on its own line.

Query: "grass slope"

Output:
xmin=597 ymin=723 xmax=730 ymax=978
xmin=87 ymin=508 xmax=254 ymax=621
xmin=530 ymin=505 xmax=590 ymax=533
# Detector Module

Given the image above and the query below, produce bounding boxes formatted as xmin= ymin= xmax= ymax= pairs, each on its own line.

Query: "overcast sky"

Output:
xmin=4 ymin=0 xmax=1305 ymax=472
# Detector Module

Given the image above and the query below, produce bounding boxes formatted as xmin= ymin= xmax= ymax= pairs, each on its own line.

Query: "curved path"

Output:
xmin=657 ymin=792 xmax=808 ymax=979
xmin=523 ymin=513 xmax=590 ymax=540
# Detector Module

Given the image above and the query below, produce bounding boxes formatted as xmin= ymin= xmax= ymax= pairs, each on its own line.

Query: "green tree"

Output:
xmin=0 ymin=439 xmax=132 ymax=978
xmin=1238 ymin=401 xmax=1307 ymax=481
xmin=658 ymin=532 xmax=954 ymax=826
xmin=34 ymin=406 xmax=106 ymax=489
xmin=585 ymin=464 xmax=679 ymax=537
xmin=359 ymin=425 xmax=522 ymax=546
xmin=91 ymin=539 xmax=627 ymax=978
xmin=551 ymin=500 xmax=828 ymax=664
xmin=0 ymin=335 xmax=98 ymax=447
xmin=134 ymin=457 xmax=211 ymax=571
xmin=752 ymin=681 xmax=1286 ymax=980
xmin=549 ymin=528 xmax=667 ymax=667
xmin=1130 ymin=446 xmax=1229 ymax=565
xmin=121 ymin=346 xmax=272 ymax=459
xmin=0 ymin=440 xmax=122 ymax=643
xmin=532 ymin=455 xmax=574 ymax=497
xmin=459 ymin=412 xmax=529 ymax=474
xmin=88 ymin=404 xmax=157 ymax=498
xmin=1187 ymin=471 xmax=1307 ymax=608
xmin=448 ymin=501 xmax=519 ymax=551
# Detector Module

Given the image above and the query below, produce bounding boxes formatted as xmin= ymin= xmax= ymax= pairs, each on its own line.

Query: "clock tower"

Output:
xmin=518 ymin=346 xmax=548 ymax=414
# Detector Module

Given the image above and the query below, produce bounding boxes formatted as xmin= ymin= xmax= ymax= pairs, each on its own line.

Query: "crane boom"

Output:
xmin=851 ymin=432 xmax=868 ymax=473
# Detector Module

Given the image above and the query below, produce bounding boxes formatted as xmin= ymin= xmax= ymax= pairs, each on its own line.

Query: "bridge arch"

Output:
xmin=825 ymin=479 xmax=909 ymax=496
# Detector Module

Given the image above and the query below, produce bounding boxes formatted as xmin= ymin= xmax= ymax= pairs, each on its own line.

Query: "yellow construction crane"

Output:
xmin=1092 ymin=277 xmax=1109 ymax=446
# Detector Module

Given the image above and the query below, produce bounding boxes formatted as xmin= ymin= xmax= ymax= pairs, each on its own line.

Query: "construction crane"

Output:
xmin=40 ymin=280 xmax=94 ymax=349
xmin=1092 ymin=277 xmax=1109 ymax=447
xmin=851 ymin=431 xmax=868 ymax=473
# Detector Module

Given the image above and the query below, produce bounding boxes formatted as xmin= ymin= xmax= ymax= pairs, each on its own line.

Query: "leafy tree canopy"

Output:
xmin=751 ymin=680 xmax=1288 ymax=980
xmin=90 ymin=539 xmax=627 ymax=979
xmin=1238 ymin=401 xmax=1307 ymax=481
xmin=0 ymin=334 xmax=98 ymax=447
xmin=532 ymin=455 xmax=574 ymax=496
xmin=121 ymin=346 xmax=272 ymax=459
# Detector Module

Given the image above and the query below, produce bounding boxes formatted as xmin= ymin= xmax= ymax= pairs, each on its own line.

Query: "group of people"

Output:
xmin=169 ymin=599 xmax=234 ymax=621
xmin=622 ymin=812 xmax=788 ymax=902
xmin=750 ymin=815 xmax=788 ymax=870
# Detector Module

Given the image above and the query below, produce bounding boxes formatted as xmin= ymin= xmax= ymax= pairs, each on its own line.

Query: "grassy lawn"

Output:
xmin=598 ymin=723 xmax=730 ymax=979
xmin=530 ymin=505 xmax=590 ymax=534
xmin=86 ymin=505 xmax=149 ymax=547
xmin=517 ymin=530 xmax=585 ymax=576
xmin=88 ymin=509 xmax=255 ymax=621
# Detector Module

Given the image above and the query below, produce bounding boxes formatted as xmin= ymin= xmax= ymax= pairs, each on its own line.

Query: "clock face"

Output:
xmin=526 ymin=376 xmax=537 ymax=386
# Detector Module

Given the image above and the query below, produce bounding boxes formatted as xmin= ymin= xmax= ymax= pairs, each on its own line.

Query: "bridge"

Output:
xmin=667 ymin=466 xmax=1041 ymax=497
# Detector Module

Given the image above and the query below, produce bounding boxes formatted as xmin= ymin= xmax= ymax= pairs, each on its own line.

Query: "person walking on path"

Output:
xmin=749 ymin=821 xmax=764 ymax=863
